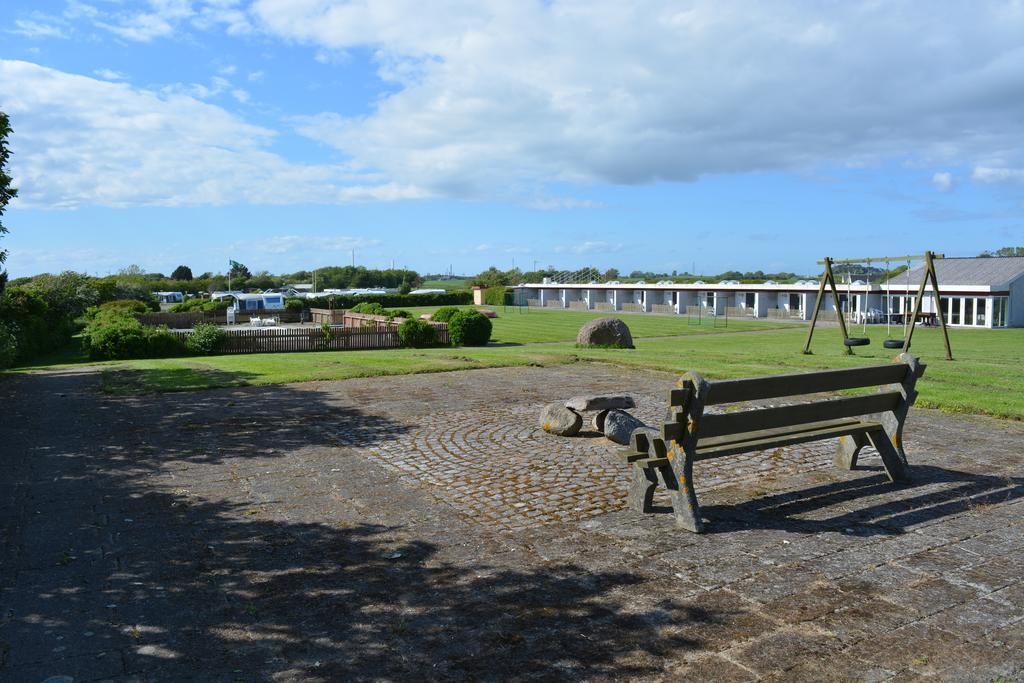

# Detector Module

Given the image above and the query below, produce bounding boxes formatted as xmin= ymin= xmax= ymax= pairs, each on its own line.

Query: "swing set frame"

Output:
xmin=802 ymin=250 xmax=953 ymax=360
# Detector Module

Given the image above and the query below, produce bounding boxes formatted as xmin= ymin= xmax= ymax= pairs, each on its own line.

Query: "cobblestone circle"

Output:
xmin=331 ymin=394 xmax=843 ymax=530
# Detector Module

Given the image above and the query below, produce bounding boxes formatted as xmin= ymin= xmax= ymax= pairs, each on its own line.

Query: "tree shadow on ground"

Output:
xmin=0 ymin=369 xmax=727 ymax=680
xmin=696 ymin=464 xmax=1024 ymax=536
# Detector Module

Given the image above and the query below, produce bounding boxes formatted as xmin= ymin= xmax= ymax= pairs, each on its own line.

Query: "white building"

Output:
xmin=514 ymin=257 xmax=1024 ymax=328
xmin=154 ymin=291 xmax=184 ymax=304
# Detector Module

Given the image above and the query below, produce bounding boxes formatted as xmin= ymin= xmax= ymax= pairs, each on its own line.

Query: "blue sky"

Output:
xmin=2 ymin=1 xmax=1023 ymax=278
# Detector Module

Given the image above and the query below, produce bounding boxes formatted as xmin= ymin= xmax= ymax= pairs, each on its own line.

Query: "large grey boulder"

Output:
xmin=576 ymin=317 xmax=634 ymax=348
xmin=539 ymin=402 xmax=583 ymax=436
xmin=565 ymin=394 xmax=636 ymax=411
xmin=603 ymin=409 xmax=648 ymax=445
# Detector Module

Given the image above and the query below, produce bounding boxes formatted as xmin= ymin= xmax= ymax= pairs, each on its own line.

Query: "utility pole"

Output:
xmin=351 ymin=250 xmax=355 ymax=267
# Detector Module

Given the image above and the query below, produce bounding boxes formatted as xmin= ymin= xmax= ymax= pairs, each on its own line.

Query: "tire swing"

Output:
xmin=843 ymin=262 xmax=871 ymax=348
xmin=882 ymin=259 xmax=911 ymax=350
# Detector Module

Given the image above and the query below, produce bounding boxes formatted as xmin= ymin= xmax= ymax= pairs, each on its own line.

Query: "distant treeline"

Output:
xmin=7 ymin=264 xmax=426 ymax=296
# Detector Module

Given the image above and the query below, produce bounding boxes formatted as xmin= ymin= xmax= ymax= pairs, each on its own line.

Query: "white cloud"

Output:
xmin=231 ymin=89 xmax=250 ymax=103
xmin=242 ymin=235 xmax=383 ymax=255
xmin=247 ymin=70 xmax=264 ymax=82
xmin=973 ymin=166 xmax=1024 ymax=184
xmin=553 ymin=241 xmax=623 ymax=255
xmin=0 ymin=59 xmax=405 ymax=208
xmin=252 ymin=1 xmax=1024 ymax=200
xmin=10 ymin=19 xmax=68 ymax=39
xmin=93 ymin=68 xmax=127 ymax=81
xmin=932 ymin=172 xmax=954 ymax=192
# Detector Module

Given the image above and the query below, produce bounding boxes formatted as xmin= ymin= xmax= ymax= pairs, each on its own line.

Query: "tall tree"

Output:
xmin=0 ymin=112 xmax=18 ymax=292
xmin=229 ymin=260 xmax=251 ymax=279
xmin=171 ymin=265 xmax=194 ymax=281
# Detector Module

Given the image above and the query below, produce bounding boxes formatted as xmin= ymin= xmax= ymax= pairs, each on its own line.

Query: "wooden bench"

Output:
xmin=619 ymin=354 xmax=926 ymax=532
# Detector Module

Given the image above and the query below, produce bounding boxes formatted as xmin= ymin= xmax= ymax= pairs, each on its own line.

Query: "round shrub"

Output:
xmin=145 ymin=327 xmax=187 ymax=357
xmin=284 ymin=297 xmax=305 ymax=312
xmin=82 ymin=314 xmax=150 ymax=360
xmin=448 ymin=310 xmax=492 ymax=346
xmin=430 ymin=306 xmax=465 ymax=323
xmin=397 ymin=318 xmax=437 ymax=348
xmin=386 ymin=309 xmax=412 ymax=320
xmin=350 ymin=302 xmax=385 ymax=315
xmin=186 ymin=323 xmax=227 ymax=355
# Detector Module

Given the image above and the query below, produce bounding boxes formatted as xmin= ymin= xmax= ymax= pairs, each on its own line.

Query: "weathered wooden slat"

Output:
xmin=632 ymin=457 xmax=670 ymax=468
xmin=697 ymin=417 xmax=863 ymax=449
xmin=705 ymin=364 xmax=909 ymax=405
xmin=694 ymin=419 xmax=881 ymax=460
xmin=696 ymin=392 xmax=902 ymax=439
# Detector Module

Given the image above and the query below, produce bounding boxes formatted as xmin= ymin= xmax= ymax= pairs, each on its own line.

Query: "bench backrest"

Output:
xmin=668 ymin=355 xmax=925 ymax=444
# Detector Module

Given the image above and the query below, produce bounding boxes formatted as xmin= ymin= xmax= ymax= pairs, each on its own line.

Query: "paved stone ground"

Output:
xmin=1 ymin=363 xmax=1023 ymax=681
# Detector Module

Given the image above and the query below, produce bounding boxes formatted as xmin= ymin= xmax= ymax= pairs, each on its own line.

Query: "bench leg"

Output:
xmin=866 ymin=429 xmax=910 ymax=483
xmin=834 ymin=433 xmax=868 ymax=470
xmin=628 ymin=465 xmax=659 ymax=513
xmin=665 ymin=446 xmax=704 ymax=533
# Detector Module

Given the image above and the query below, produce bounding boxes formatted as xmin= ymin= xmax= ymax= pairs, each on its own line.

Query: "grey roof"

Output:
xmin=883 ymin=257 xmax=1024 ymax=288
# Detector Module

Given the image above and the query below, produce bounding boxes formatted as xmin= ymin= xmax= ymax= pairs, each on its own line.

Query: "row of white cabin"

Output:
xmin=514 ymin=257 xmax=1024 ymax=329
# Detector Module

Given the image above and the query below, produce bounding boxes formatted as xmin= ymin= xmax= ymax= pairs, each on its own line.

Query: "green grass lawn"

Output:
xmin=6 ymin=309 xmax=1023 ymax=420
xmin=403 ymin=305 xmax=793 ymax=343
xmin=418 ymin=279 xmax=471 ymax=291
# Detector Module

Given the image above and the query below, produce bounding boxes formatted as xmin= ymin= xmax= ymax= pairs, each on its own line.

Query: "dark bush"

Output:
xmin=0 ymin=288 xmax=55 ymax=361
xmin=186 ymin=323 xmax=227 ymax=355
xmin=0 ymin=323 xmax=17 ymax=368
xmin=386 ymin=309 xmax=412 ymax=320
xmin=397 ymin=318 xmax=437 ymax=348
xmin=430 ymin=306 xmax=466 ymax=323
xmin=284 ymin=297 xmax=305 ymax=311
xmin=448 ymin=310 xmax=492 ymax=346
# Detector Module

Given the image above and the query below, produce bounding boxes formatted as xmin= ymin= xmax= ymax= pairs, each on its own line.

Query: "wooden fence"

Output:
xmin=309 ymin=308 xmax=345 ymax=325
xmin=138 ymin=310 xmax=304 ymax=327
xmin=170 ymin=323 xmax=450 ymax=354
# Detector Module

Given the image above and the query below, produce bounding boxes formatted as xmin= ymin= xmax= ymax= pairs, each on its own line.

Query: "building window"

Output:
xmin=705 ymin=292 xmax=714 ymax=307
xmin=993 ymin=297 xmax=1008 ymax=327
xmin=788 ymin=293 xmax=800 ymax=310
xmin=744 ymin=292 xmax=755 ymax=308
xmin=976 ymin=298 xmax=986 ymax=326
xmin=949 ymin=297 xmax=961 ymax=325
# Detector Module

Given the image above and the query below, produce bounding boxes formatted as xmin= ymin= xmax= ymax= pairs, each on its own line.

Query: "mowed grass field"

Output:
xmin=402 ymin=305 xmax=788 ymax=343
xmin=8 ymin=307 xmax=1024 ymax=420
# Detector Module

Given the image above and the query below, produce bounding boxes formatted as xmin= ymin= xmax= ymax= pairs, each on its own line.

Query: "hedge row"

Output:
xmin=299 ymin=290 xmax=472 ymax=310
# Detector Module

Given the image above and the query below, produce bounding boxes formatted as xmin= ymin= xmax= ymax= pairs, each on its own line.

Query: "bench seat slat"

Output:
xmin=705 ymin=364 xmax=909 ymax=405
xmin=697 ymin=392 xmax=902 ymax=439
xmin=695 ymin=419 xmax=881 ymax=460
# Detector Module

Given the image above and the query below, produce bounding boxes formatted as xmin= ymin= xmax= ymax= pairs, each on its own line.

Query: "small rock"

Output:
xmin=603 ymin=409 xmax=649 ymax=445
xmin=479 ymin=309 xmax=498 ymax=318
xmin=419 ymin=313 xmax=433 ymax=320
xmin=539 ymin=402 xmax=583 ymax=436
xmin=566 ymin=394 xmax=636 ymax=411
xmin=576 ymin=317 xmax=634 ymax=348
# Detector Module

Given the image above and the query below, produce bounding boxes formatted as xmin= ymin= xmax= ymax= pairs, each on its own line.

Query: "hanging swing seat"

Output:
xmin=843 ymin=337 xmax=871 ymax=347
xmin=883 ymin=339 xmax=907 ymax=349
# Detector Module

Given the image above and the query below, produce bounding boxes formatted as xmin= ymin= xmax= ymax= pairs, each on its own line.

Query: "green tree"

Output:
xmin=171 ymin=265 xmax=193 ymax=280
xmin=229 ymin=260 xmax=251 ymax=279
xmin=0 ymin=112 xmax=18 ymax=292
